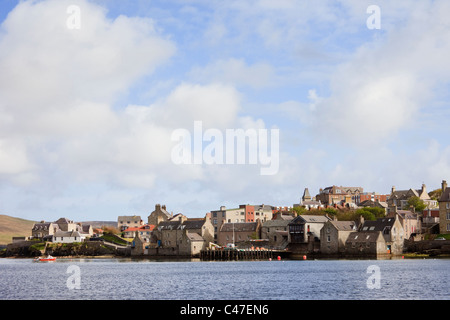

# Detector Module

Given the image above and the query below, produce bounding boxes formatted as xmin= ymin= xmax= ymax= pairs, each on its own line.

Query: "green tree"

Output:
xmin=355 ymin=208 xmax=375 ymax=221
xmin=292 ymin=206 xmax=307 ymax=216
xmin=407 ymin=196 xmax=427 ymax=212
xmin=323 ymin=207 xmax=338 ymax=216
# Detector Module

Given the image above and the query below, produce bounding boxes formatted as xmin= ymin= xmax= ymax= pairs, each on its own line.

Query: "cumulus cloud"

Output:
xmin=0 ymin=0 xmax=175 ymax=181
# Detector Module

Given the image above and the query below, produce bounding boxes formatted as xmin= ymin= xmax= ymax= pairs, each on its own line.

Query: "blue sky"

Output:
xmin=0 ymin=0 xmax=449 ymax=222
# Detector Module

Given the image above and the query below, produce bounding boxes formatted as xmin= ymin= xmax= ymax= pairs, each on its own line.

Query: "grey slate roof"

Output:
xmin=360 ymin=217 xmax=396 ymax=232
xmin=220 ymin=222 xmax=258 ymax=232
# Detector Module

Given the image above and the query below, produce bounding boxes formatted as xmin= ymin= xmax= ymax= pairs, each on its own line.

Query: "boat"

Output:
xmin=34 ymin=255 xmax=56 ymax=262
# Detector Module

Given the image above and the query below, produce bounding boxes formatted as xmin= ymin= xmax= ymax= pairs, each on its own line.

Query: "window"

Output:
xmin=447 ymin=203 xmax=450 ymax=209
xmin=327 ymin=235 xmax=331 ymax=242
xmin=447 ymin=212 xmax=450 ymax=220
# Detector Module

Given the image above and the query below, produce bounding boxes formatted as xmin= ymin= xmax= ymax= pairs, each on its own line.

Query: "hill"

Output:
xmin=0 ymin=214 xmax=37 ymax=245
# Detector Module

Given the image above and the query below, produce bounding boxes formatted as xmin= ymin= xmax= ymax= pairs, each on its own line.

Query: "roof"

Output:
xmin=157 ymin=219 xmax=206 ymax=230
xmin=328 ymin=221 xmax=356 ymax=231
xmin=53 ymin=230 xmax=82 ymax=237
xmin=346 ymin=231 xmax=384 ymax=243
xmin=290 ymin=214 xmax=331 ymax=225
xmin=360 ymin=217 xmax=396 ymax=232
xmin=54 ymin=218 xmax=74 ymax=224
xmin=396 ymin=210 xmax=417 ymax=219
xmin=32 ymin=222 xmax=56 ymax=231
xmin=185 ymin=232 xmax=204 ymax=242
xmin=118 ymin=215 xmax=142 ymax=221
xmin=390 ymin=189 xmax=419 ymax=200
xmin=123 ymin=225 xmax=155 ymax=232
xmin=262 ymin=219 xmax=292 ymax=228
xmin=220 ymin=222 xmax=259 ymax=232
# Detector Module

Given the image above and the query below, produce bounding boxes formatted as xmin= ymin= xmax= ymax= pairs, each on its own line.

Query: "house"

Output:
xmin=288 ymin=214 xmax=331 ymax=244
xmin=149 ymin=217 xmax=214 ymax=256
xmin=387 ymin=205 xmax=422 ymax=240
xmin=387 ymin=184 xmax=437 ymax=211
xmin=349 ymin=214 xmax=404 ymax=256
xmin=345 ymin=231 xmax=387 ymax=257
xmin=31 ymin=221 xmax=59 ymax=239
xmin=52 ymin=230 xmax=85 ymax=243
xmin=439 ymin=180 xmax=450 ymax=234
xmin=210 ymin=204 xmax=272 ymax=243
xmin=118 ymin=215 xmax=143 ymax=232
xmin=147 ymin=204 xmax=173 ymax=227
xmin=123 ymin=224 xmax=154 ymax=242
xmin=217 ymin=220 xmax=262 ymax=247
xmin=31 ymin=218 xmax=93 ymax=240
xmin=320 ymin=220 xmax=357 ymax=255
xmin=261 ymin=214 xmax=293 ymax=249
xmin=315 ymin=186 xmax=363 ymax=206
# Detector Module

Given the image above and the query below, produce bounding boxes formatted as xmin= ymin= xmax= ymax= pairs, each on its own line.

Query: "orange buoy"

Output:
xmin=303 ymin=255 xmax=307 ymax=260
xmin=277 ymin=256 xmax=281 ymax=261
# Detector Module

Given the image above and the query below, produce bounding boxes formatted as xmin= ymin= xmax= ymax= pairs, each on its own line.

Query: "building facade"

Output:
xmin=288 ymin=214 xmax=331 ymax=244
xmin=211 ymin=204 xmax=272 ymax=243
xmin=261 ymin=214 xmax=293 ymax=249
xmin=439 ymin=180 xmax=450 ymax=234
xmin=320 ymin=220 xmax=356 ymax=255
xmin=118 ymin=215 xmax=143 ymax=232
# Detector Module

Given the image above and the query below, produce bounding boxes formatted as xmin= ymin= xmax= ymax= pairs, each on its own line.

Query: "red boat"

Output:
xmin=34 ymin=255 xmax=56 ymax=262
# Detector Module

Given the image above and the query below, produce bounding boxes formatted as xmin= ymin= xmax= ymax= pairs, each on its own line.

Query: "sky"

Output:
xmin=0 ymin=0 xmax=449 ymax=222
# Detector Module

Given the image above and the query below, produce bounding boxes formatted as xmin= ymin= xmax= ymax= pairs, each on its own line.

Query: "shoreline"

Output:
xmin=2 ymin=253 xmax=450 ymax=261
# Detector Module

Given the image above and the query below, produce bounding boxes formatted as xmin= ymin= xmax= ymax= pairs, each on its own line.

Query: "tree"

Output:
xmin=323 ymin=207 xmax=338 ymax=216
xmin=429 ymin=189 xmax=442 ymax=201
xmin=292 ymin=206 xmax=307 ymax=216
xmin=407 ymin=196 xmax=427 ymax=212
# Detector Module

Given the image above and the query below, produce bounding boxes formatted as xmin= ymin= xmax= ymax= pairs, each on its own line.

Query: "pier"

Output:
xmin=200 ymin=248 xmax=289 ymax=261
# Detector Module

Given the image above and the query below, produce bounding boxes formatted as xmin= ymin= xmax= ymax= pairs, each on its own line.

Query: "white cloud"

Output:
xmin=188 ymin=58 xmax=275 ymax=89
xmin=0 ymin=0 xmax=175 ymax=184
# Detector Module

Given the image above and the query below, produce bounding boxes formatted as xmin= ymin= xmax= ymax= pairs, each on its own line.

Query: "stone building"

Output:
xmin=320 ymin=220 xmax=356 ymax=255
xmin=388 ymin=184 xmax=437 ymax=212
xmin=32 ymin=218 xmax=93 ymax=240
xmin=315 ymin=186 xmax=363 ymax=206
xmin=439 ymin=180 xmax=450 ymax=234
xmin=210 ymin=204 xmax=272 ymax=243
xmin=288 ymin=214 xmax=331 ymax=244
xmin=150 ymin=217 xmax=214 ymax=256
xmin=117 ymin=215 xmax=143 ymax=232
xmin=147 ymin=204 xmax=172 ymax=227
xmin=346 ymin=214 xmax=404 ymax=256
xmin=217 ymin=220 xmax=262 ymax=247
xmin=261 ymin=214 xmax=293 ymax=249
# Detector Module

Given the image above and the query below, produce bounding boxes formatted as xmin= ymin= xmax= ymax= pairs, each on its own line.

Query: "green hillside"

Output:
xmin=0 ymin=215 xmax=37 ymax=245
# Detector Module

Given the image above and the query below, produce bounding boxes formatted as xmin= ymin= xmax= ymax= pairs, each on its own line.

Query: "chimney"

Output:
xmin=391 ymin=186 xmax=396 ymax=194
xmin=442 ymin=180 xmax=448 ymax=191
xmin=162 ymin=205 xmax=166 ymax=210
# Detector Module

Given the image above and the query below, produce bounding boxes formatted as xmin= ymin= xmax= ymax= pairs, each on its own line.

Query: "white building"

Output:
xmin=52 ymin=230 xmax=85 ymax=243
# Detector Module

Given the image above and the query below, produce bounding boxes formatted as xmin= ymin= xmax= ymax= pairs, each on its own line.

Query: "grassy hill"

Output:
xmin=0 ymin=214 xmax=37 ymax=245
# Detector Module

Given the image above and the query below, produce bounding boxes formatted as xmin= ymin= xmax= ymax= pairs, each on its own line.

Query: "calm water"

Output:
xmin=0 ymin=258 xmax=449 ymax=300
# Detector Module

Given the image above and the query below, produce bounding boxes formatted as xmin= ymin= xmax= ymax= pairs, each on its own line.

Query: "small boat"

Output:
xmin=34 ymin=255 xmax=56 ymax=262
